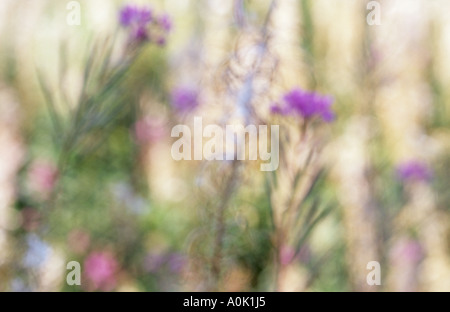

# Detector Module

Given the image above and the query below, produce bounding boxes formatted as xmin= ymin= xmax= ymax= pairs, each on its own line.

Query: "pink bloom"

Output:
xmin=390 ymin=238 xmax=423 ymax=264
xmin=84 ymin=252 xmax=118 ymax=291
xmin=28 ymin=160 xmax=58 ymax=197
xmin=134 ymin=116 xmax=167 ymax=144
xmin=279 ymin=245 xmax=296 ymax=266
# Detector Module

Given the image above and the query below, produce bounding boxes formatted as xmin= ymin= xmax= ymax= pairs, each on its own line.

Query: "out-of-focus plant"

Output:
xmin=173 ymin=0 xmax=281 ymax=291
xmin=35 ymin=4 xmax=171 ymax=207
xmin=268 ymin=87 xmax=336 ymax=291
xmin=13 ymin=3 xmax=173 ymax=291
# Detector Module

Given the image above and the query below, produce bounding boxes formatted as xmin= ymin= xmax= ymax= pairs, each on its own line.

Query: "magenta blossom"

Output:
xmin=171 ymin=87 xmax=200 ymax=112
xmin=271 ymin=88 xmax=335 ymax=122
xmin=396 ymin=160 xmax=433 ymax=183
xmin=84 ymin=252 xmax=118 ymax=291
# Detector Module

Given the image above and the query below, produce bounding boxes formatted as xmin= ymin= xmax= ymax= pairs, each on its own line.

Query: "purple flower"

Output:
xmin=119 ymin=4 xmax=171 ymax=44
xmin=136 ymin=7 xmax=152 ymax=24
xmin=133 ymin=25 xmax=149 ymax=41
xmin=119 ymin=5 xmax=138 ymax=27
xmin=270 ymin=105 xmax=284 ymax=115
xmin=171 ymin=87 xmax=199 ymax=112
xmin=119 ymin=5 xmax=152 ymax=27
xmin=396 ymin=161 xmax=433 ymax=183
xmin=158 ymin=14 xmax=172 ymax=32
xmin=119 ymin=5 xmax=152 ymax=41
xmin=155 ymin=36 xmax=167 ymax=47
xmin=271 ymin=88 xmax=335 ymax=122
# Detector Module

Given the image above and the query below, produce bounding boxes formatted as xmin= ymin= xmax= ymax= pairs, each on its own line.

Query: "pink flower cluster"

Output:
xmin=84 ymin=251 xmax=119 ymax=291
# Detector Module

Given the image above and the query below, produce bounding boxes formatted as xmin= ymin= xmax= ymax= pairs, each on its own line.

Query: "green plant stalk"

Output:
xmin=210 ymin=160 xmax=240 ymax=290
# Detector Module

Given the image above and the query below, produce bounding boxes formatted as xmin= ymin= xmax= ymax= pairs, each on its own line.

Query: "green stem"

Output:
xmin=210 ymin=160 xmax=240 ymax=290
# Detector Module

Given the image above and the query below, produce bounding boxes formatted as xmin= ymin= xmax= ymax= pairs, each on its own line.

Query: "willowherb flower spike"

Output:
xmin=271 ymin=87 xmax=335 ymax=123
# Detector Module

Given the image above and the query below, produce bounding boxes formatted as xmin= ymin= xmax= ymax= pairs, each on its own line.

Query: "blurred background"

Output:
xmin=0 ymin=0 xmax=449 ymax=292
